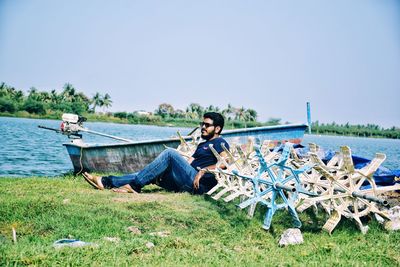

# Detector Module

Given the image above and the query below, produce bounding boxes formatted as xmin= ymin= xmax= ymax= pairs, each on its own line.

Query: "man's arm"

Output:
xmin=193 ymin=151 xmax=228 ymax=190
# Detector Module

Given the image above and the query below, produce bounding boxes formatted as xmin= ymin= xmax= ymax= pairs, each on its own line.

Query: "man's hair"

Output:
xmin=203 ymin=112 xmax=225 ymax=134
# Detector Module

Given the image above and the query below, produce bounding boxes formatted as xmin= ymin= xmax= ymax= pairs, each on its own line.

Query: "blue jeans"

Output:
xmin=102 ymin=149 xmax=207 ymax=194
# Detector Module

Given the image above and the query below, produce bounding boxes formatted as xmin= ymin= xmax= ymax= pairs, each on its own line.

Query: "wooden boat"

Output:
xmin=63 ymin=123 xmax=308 ymax=173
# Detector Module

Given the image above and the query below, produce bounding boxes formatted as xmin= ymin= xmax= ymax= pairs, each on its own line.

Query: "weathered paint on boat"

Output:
xmin=64 ymin=123 xmax=307 ymax=173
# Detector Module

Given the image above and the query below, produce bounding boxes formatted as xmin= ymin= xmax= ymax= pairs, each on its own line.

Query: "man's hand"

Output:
xmin=193 ymin=170 xmax=205 ymax=190
xmin=192 ymin=150 xmax=229 ymax=190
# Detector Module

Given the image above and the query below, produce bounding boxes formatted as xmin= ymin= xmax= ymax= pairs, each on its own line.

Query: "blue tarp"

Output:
xmin=294 ymin=146 xmax=400 ymax=187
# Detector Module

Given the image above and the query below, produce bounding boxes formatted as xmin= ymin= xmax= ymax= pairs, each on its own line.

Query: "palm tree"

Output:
xmin=50 ymin=89 xmax=61 ymax=104
xmin=0 ymin=83 xmax=21 ymax=100
xmin=37 ymin=91 xmax=51 ymax=103
xmin=102 ymin=93 xmax=112 ymax=111
xmin=7 ymin=86 xmax=17 ymax=98
xmin=91 ymin=92 xmax=103 ymax=113
xmin=28 ymin=87 xmax=40 ymax=101
xmin=61 ymin=83 xmax=76 ymax=102
xmin=235 ymin=106 xmax=247 ymax=121
xmin=76 ymin=92 xmax=90 ymax=103
xmin=186 ymin=103 xmax=204 ymax=119
xmin=0 ymin=83 xmax=7 ymax=97
xmin=222 ymin=104 xmax=235 ymax=121
xmin=234 ymin=106 xmax=249 ymax=127
xmin=246 ymin=108 xmax=258 ymax=121
xmin=14 ymin=90 xmax=24 ymax=102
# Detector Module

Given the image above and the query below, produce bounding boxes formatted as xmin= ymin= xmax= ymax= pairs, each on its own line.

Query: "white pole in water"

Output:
xmin=307 ymin=102 xmax=312 ymax=134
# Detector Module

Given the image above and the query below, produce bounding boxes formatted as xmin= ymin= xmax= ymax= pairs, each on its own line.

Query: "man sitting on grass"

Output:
xmin=83 ymin=112 xmax=229 ymax=194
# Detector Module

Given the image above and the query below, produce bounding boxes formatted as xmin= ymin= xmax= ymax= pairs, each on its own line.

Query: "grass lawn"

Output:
xmin=1 ymin=176 xmax=399 ymax=266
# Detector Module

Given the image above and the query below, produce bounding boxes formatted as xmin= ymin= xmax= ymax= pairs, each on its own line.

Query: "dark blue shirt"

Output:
xmin=190 ymin=137 xmax=230 ymax=189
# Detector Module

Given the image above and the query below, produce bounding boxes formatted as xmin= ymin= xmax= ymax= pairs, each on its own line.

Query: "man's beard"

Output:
xmin=201 ymin=129 xmax=215 ymax=140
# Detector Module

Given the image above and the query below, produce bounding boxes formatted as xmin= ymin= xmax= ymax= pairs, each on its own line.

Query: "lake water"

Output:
xmin=0 ymin=117 xmax=399 ymax=177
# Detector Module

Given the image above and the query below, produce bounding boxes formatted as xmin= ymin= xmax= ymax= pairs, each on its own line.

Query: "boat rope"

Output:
xmin=76 ymin=146 xmax=84 ymax=175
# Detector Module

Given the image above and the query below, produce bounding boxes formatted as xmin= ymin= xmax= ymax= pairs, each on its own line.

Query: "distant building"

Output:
xmin=135 ymin=110 xmax=151 ymax=116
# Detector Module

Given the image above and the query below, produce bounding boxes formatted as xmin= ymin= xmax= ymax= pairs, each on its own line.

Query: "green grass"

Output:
xmin=1 ymin=177 xmax=399 ymax=266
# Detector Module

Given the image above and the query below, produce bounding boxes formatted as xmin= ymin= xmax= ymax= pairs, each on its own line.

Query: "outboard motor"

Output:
xmin=60 ymin=113 xmax=87 ymax=136
xmin=38 ymin=113 xmax=133 ymax=143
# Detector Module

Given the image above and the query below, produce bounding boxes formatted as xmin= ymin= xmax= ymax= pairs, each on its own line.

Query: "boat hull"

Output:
xmin=64 ymin=124 xmax=307 ymax=173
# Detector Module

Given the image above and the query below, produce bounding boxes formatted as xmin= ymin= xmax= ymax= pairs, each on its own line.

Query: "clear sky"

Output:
xmin=1 ymin=0 xmax=399 ymax=127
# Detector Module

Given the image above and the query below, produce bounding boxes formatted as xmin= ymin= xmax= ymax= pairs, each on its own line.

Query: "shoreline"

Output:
xmin=0 ymin=112 xmax=198 ymax=128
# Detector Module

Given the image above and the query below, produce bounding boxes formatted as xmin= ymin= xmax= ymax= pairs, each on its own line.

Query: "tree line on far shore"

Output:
xmin=0 ymin=82 xmax=111 ymax=115
xmin=0 ymin=82 xmax=399 ymax=138
xmin=114 ymin=102 xmax=276 ymax=128
xmin=311 ymin=121 xmax=400 ymax=139
xmin=0 ymin=82 xmax=278 ymax=128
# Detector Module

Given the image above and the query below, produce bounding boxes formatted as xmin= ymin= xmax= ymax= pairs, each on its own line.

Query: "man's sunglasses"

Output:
xmin=200 ymin=122 xmax=214 ymax=128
